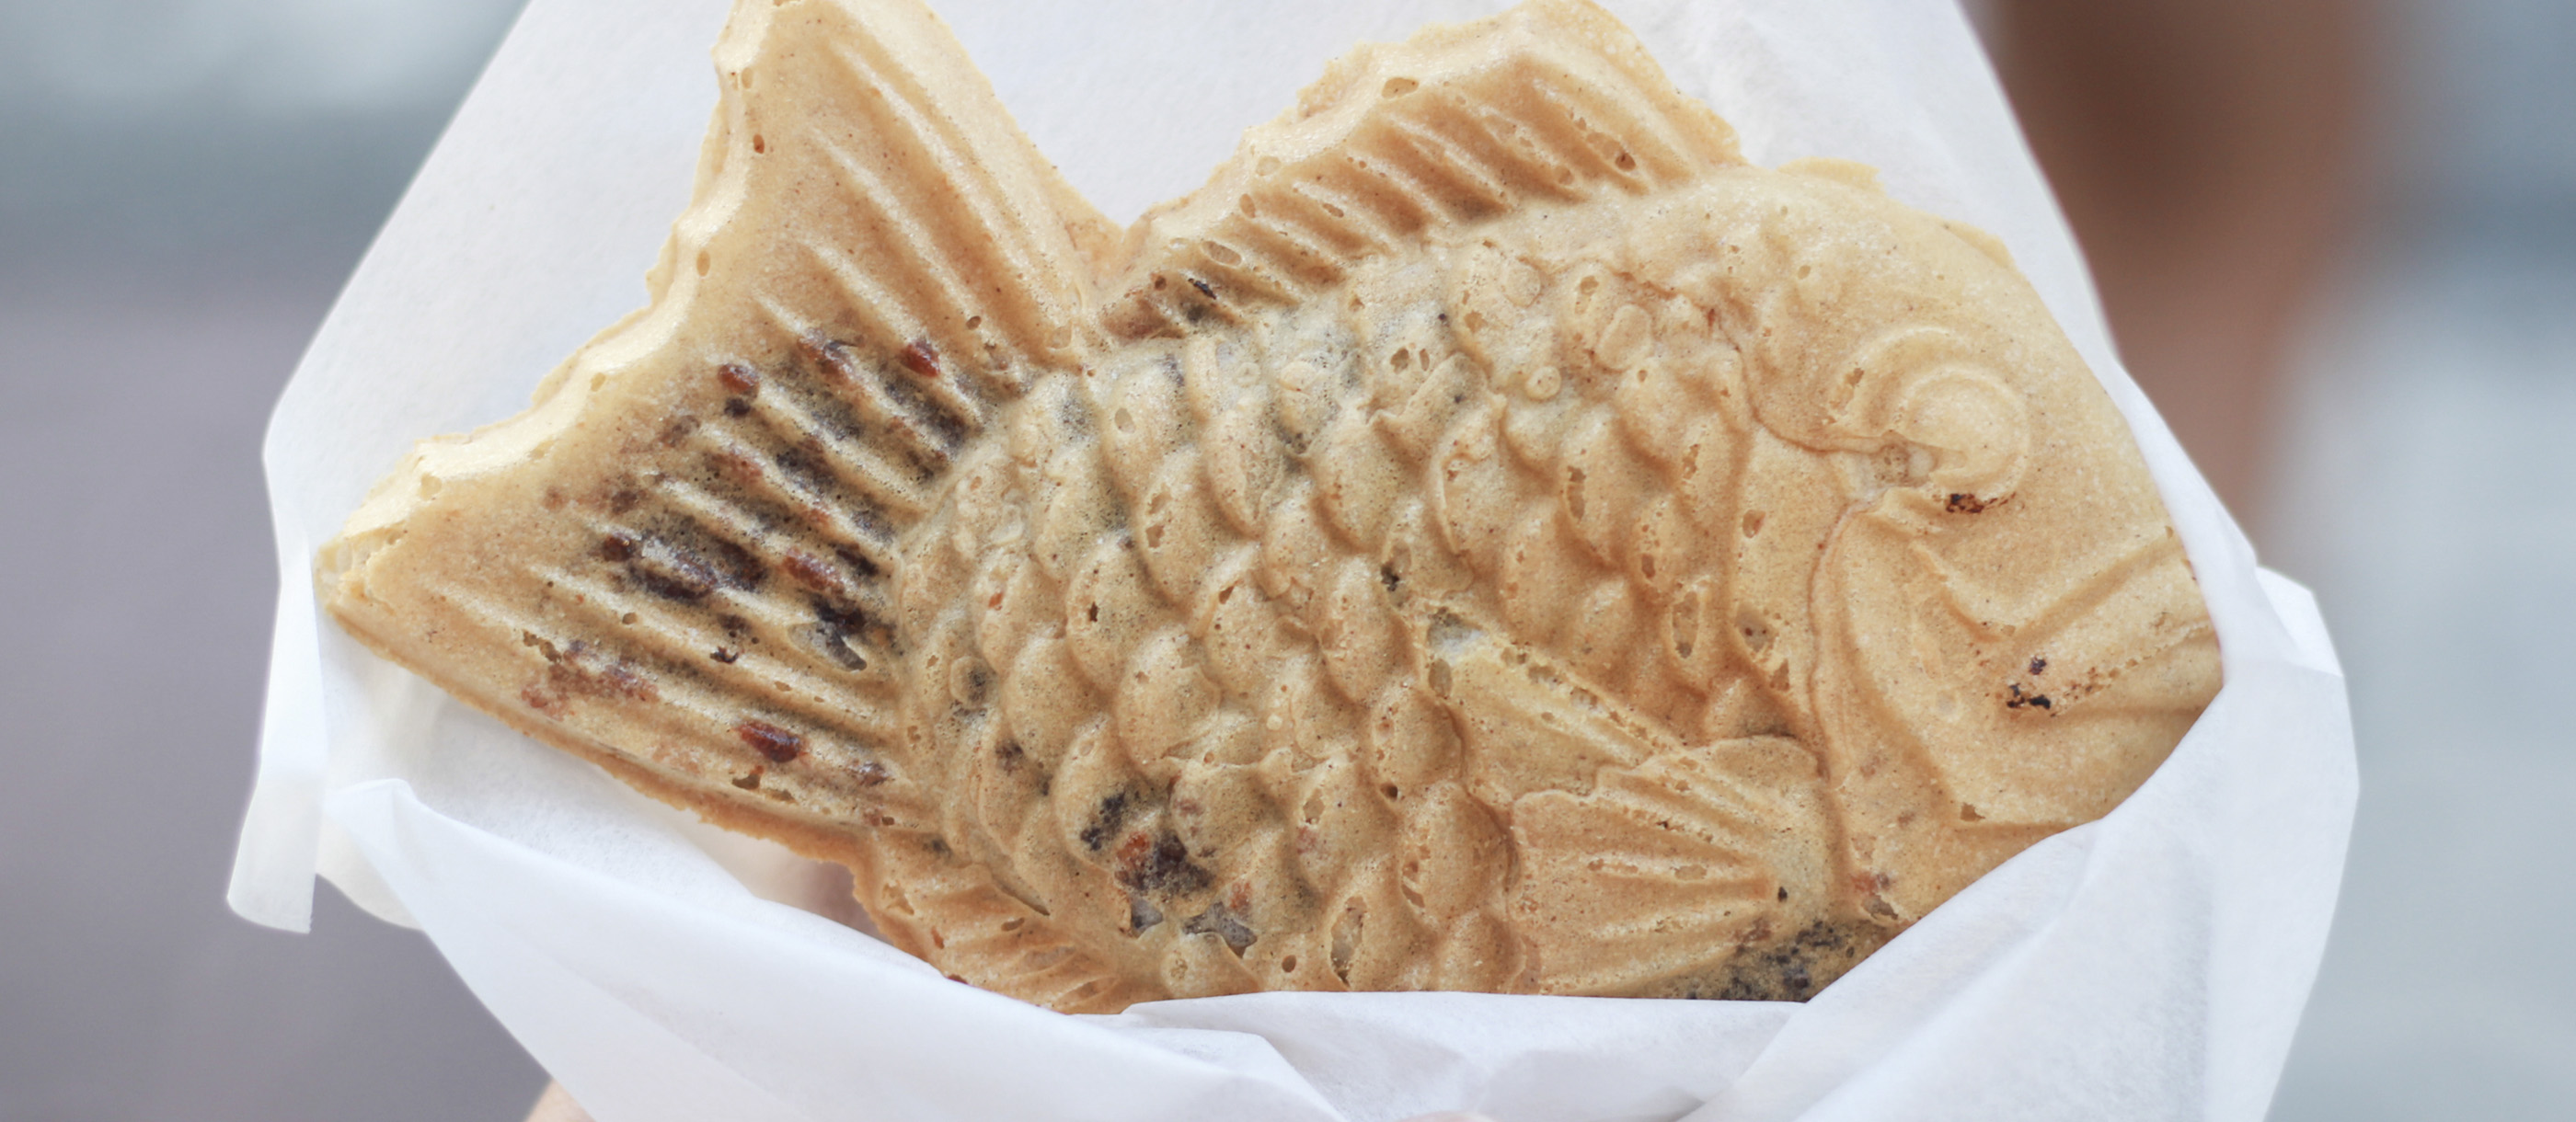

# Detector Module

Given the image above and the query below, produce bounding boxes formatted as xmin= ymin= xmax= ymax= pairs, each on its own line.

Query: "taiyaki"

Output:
xmin=320 ymin=0 xmax=2221 ymax=1013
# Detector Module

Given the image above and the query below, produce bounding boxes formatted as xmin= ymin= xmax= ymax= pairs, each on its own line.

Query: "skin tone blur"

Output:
xmin=521 ymin=3 xmax=2372 ymax=1116
xmin=1986 ymin=0 xmax=2371 ymax=528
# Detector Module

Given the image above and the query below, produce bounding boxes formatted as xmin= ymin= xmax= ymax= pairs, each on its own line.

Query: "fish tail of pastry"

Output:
xmin=318 ymin=0 xmax=1122 ymax=916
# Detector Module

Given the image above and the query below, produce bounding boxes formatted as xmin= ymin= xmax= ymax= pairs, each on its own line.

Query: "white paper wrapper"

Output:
xmin=235 ymin=0 xmax=2358 ymax=1117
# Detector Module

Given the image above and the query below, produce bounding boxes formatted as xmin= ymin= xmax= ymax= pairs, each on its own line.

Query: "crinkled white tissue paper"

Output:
xmin=234 ymin=1 xmax=2357 ymax=1118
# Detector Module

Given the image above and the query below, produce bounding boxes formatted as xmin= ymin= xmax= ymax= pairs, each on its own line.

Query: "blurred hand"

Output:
xmin=523 ymin=1082 xmax=592 ymax=1122
xmin=1986 ymin=0 xmax=2372 ymax=525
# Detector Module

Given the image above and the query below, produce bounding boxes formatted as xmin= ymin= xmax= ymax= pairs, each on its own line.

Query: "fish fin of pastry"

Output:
xmin=1508 ymin=736 xmax=1863 ymax=999
xmin=1100 ymin=0 xmax=1743 ymax=338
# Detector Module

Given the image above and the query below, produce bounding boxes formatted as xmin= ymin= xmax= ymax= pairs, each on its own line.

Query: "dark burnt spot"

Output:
xmin=710 ymin=647 xmax=741 ymax=664
xmin=1945 ymin=492 xmax=1989 ymax=514
xmin=718 ymin=362 xmax=761 ymax=395
xmin=900 ymin=338 xmax=941 ymax=379
xmin=847 ymin=503 xmax=897 ymax=544
xmin=809 ymin=599 xmax=885 ymax=671
xmin=2028 ymin=656 xmax=2048 ymax=676
xmin=701 ymin=532 xmax=766 ymax=588
xmin=731 ymin=768 xmax=764 ymax=791
xmin=2005 ymin=682 xmax=2055 ymax=712
xmin=798 ymin=332 xmax=856 ymax=379
xmin=1127 ymin=894 xmax=1165 ymax=934
xmin=523 ymin=640 xmax=658 ymax=714
xmin=1080 ymin=791 xmax=1132 ymax=852
xmin=630 ymin=540 xmax=718 ymax=601
xmin=724 ymin=397 xmax=753 ymax=418
xmin=773 ymin=441 xmax=841 ymax=497
xmin=1115 ymin=830 xmax=1213 ymax=899
xmin=925 ymin=836 xmax=951 ymax=858
xmin=1705 ymin=920 xmax=1883 ymax=1002
xmin=1181 ymin=899 xmax=1257 ymax=955
xmin=719 ymin=613 xmax=753 ymax=638
xmin=995 ymin=739 xmax=1025 ymax=773
xmin=598 ymin=532 xmax=638 ymax=562
xmin=780 ymin=550 xmax=845 ymax=596
xmin=834 ymin=545 xmax=882 ymax=581
xmin=599 ymin=662 xmax=657 ymax=701
xmin=622 ymin=522 xmax=765 ymax=603
xmin=734 ymin=719 xmax=805 ymax=763
xmin=657 ymin=414 xmax=700 ymax=447
xmin=521 ymin=682 xmax=568 ymax=718
xmin=1188 ymin=276 xmax=1216 ymax=300
xmin=707 ymin=445 xmax=764 ymax=485
xmin=606 ymin=487 xmax=646 ymax=514
xmin=1379 ymin=563 xmax=1401 ymax=591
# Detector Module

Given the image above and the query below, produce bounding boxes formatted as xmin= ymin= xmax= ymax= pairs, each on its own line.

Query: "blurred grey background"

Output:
xmin=0 ymin=2 xmax=546 ymax=1119
xmin=0 ymin=1 xmax=2569 ymax=1120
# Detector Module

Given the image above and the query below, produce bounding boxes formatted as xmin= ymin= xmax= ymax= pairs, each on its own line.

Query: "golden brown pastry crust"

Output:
xmin=321 ymin=0 xmax=2218 ymax=1012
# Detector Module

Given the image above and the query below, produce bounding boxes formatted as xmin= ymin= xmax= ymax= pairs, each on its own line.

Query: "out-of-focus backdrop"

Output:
xmin=0 ymin=1 xmax=2568 ymax=1119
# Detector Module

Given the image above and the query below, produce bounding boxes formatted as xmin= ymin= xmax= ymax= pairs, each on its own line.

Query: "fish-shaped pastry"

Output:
xmin=321 ymin=0 xmax=2221 ymax=1013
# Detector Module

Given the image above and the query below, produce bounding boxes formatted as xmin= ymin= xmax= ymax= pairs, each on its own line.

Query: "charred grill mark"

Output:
xmin=533 ymin=559 xmax=906 ymax=748
xmin=654 ymin=464 xmax=899 ymax=597
xmin=780 ymin=547 xmax=851 ymax=598
xmin=736 ymin=349 xmax=937 ymax=520
xmin=835 ymin=544 xmax=883 ymax=582
xmin=627 ymin=536 xmax=719 ymax=601
xmin=793 ymin=331 xmax=957 ymax=475
xmin=880 ymin=366 xmax=972 ymax=456
xmin=613 ymin=514 xmax=766 ymax=604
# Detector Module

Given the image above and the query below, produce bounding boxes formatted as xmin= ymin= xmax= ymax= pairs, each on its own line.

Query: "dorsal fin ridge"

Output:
xmin=661 ymin=0 xmax=1112 ymax=387
xmin=1100 ymin=0 xmax=1742 ymax=339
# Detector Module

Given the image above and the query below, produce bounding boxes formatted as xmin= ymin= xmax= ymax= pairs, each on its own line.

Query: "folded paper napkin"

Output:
xmin=233 ymin=1 xmax=2356 ymax=1118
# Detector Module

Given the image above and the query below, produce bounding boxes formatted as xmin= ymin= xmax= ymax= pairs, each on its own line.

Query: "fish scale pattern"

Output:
xmin=892 ymin=203 xmax=1861 ymax=1001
